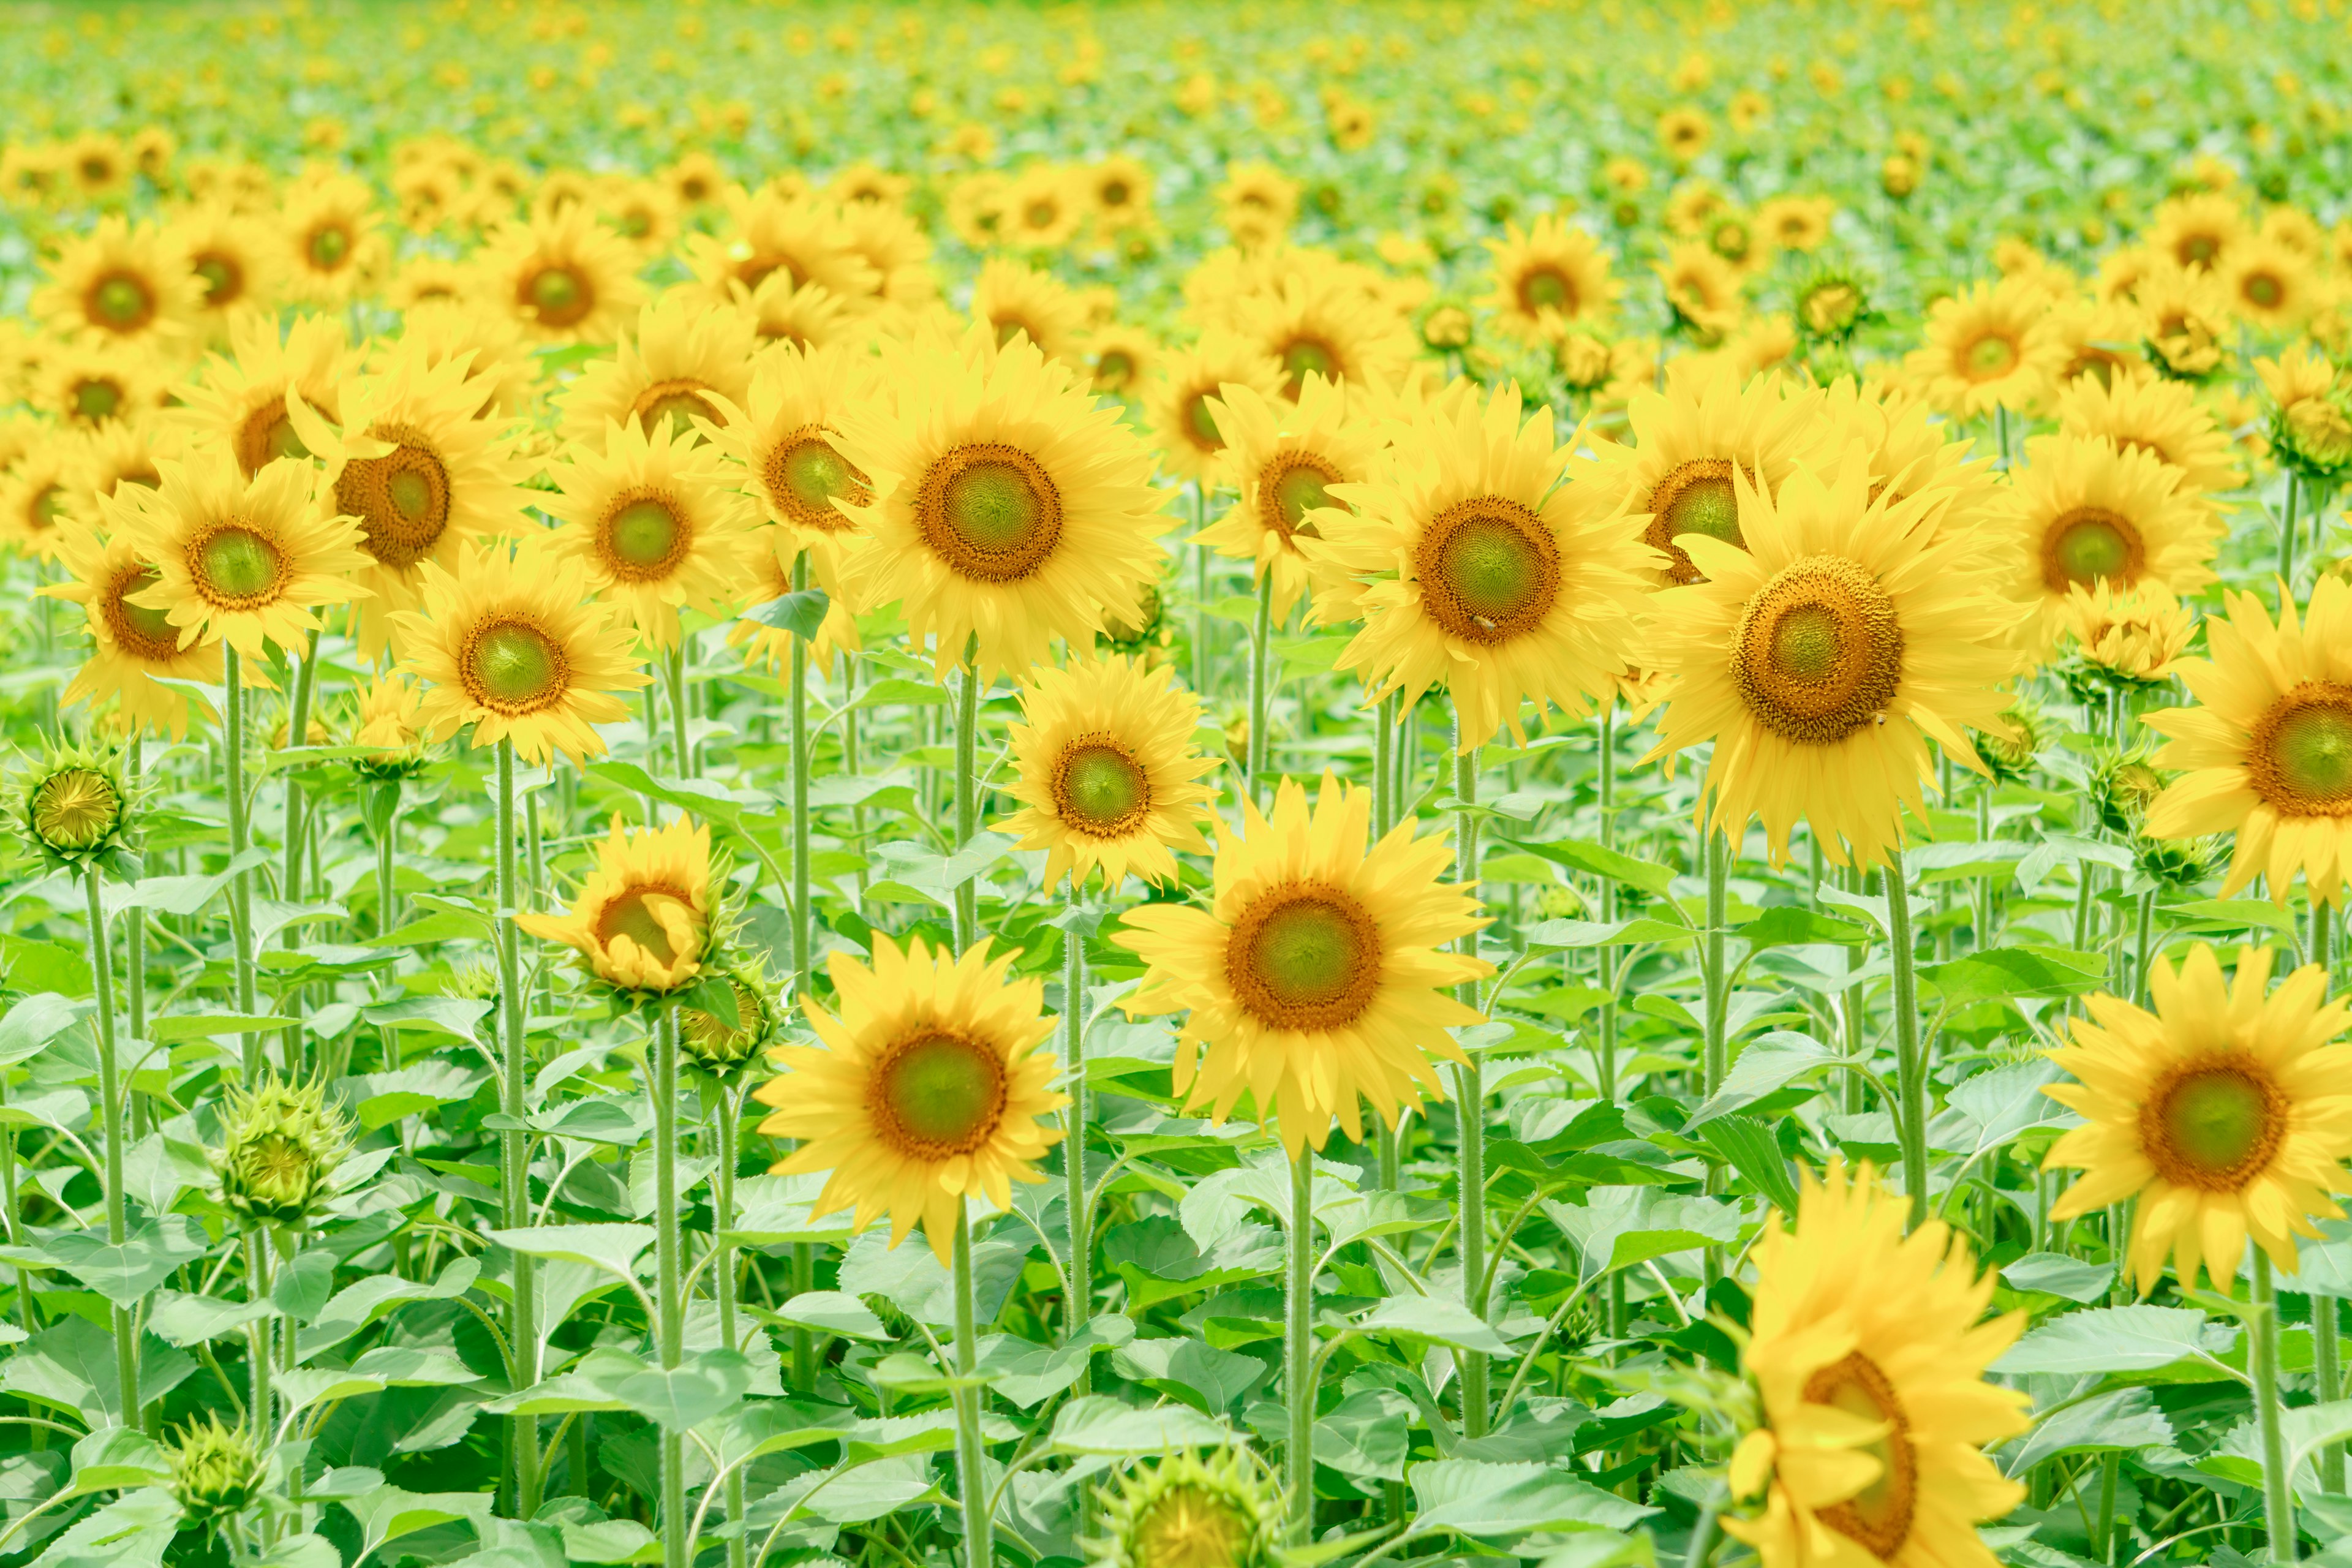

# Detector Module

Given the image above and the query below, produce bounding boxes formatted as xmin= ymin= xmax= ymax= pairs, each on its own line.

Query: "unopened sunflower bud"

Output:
xmin=168 ymin=1415 xmax=260 ymax=1528
xmin=13 ymin=744 xmax=138 ymax=875
xmin=214 ymin=1076 xmax=352 ymax=1229
xmin=2094 ymin=751 xmax=2168 ymax=836
xmin=681 ymin=965 xmax=780 ymax=1072
xmin=1088 ymin=1450 xmax=1282 ymax=1568
xmin=1975 ymin=704 xmax=2045 ymax=785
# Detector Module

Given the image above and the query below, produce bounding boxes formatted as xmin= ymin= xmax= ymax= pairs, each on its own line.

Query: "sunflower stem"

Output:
xmin=126 ymin=734 xmax=148 ymax=1144
xmin=953 ymin=638 xmax=981 ymax=950
xmin=1450 ymin=718 xmax=1489 ymax=1438
xmin=1885 ymin=854 xmax=1931 ymax=1229
xmin=951 ymin=1208 xmax=993 ymax=1568
xmin=83 ymin=869 xmax=137 ymax=1428
xmin=1247 ymin=568 xmax=1274 ymax=807
xmin=714 ymin=1076 xmax=749 ymax=1568
xmin=224 ymin=647 xmax=259 ymax=1070
xmin=2279 ymin=473 xmax=2301 ymax=610
xmin=655 ymin=1005 xmax=688 ymax=1568
xmin=2318 ymin=895 xmax=2345 ymax=1495
xmin=279 ymin=628 xmax=319 ymax=1074
xmin=667 ymin=639 xmax=694 ymax=779
xmin=789 ymin=556 xmax=818 ymax=1395
xmin=1191 ymin=483 xmax=1210 ymax=696
xmin=1062 ymin=895 xmax=1090 ymax=1358
xmin=2253 ymin=1248 xmax=2300 ymax=1560
xmin=1700 ymin=826 xmax=1730 ymax=1098
xmin=1375 ymin=692 xmax=1401 ymax=1192
xmin=2132 ymin=889 xmax=2155 ymax=1005
xmin=1597 ymin=703 xmax=1619 ymax=1104
xmin=496 ymin=738 xmax=541 ymax=1518
xmin=1286 ymin=1141 xmax=1316 ymax=1543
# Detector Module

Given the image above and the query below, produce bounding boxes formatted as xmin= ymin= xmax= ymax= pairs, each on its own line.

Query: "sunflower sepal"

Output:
xmin=10 ymin=741 xmax=143 ymax=878
xmin=677 ymin=958 xmax=783 ymax=1074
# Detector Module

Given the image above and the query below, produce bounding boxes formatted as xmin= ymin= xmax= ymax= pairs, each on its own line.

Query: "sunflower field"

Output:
xmin=6 ymin=1 xmax=2352 ymax=1566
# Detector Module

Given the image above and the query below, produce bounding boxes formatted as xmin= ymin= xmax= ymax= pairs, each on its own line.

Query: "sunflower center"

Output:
xmin=764 ymin=429 xmax=870 ymax=532
xmin=915 ymin=443 xmax=1065 ymax=583
xmin=870 ymin=1029 xmax=1009 ymax=1161
xmin=602 ymin=495 xmax=690 ymax=580
xmin=1802 ymin=1351 xmax=1918 ymax=1559
xmin=1182 ymin=390 xmax=1223 ymax=452
xmin=192 ymin=525 xmax=287 ymax=609
xmin=595 ymin=883 xmax=688 ymax=965
xmin=1095 ymin=349 xmax=1136 ymax=389
xmin=1962 ymin=330 xmax=2020 ymax=381
xmin=2248 ymin=683 xmax=2352 ymax=817
xmin=89 ymin=272 xmax=155 ymax=331
xmin=74 ymin=377 xmax=123 ymax=423
xmin=1518 ymin=265 xmax=1577 ymax=315
xmin=1259 ymin=451 xmax=1340 ymax=540
xmin=2245 ymin=272 xmax=2285 ymax=310
xmin=2040 ymin=505 xmax=2146 ymax=592
xmin=2181 ymin=234 xmax=2220 ymax=268
xmin=307 ymin=222 xmax=352 ymax=270
xmin=1732 ymin=556 xmax=1905 ymax=746
xmin=522 ymin=263 xmax=594 ymax=328
xmin=464 ymin=617 xmax=570 ymax=715
xmin=30 ymin=769 xmax=121 ymax=851
xmin=1413 ymin=496 xmax=1560 ymax=646
xmin=192 ymin=251 xmax=243 ymax=306
xmin=1133 ymin=1484 xmax=1253 ymax=1568
xmin=1644 ymin=458 xmax=1744 ymax=584
xmin=30 ymin=484 xmax=65 ymax=531
xmin=1053 ymin=737 xmax=1152 ymax=837
xmin=235 ymin=402 xmax=311 ymax=477
xmin=1278 ymin=336 xmax=1338 ymax=398
xmin=2141 ymin=1058 xmax=2286 ymax=1192
xmin=336 ymin=426 xmax=454 ymax=571
xmin=105 ymin=565 xmax=180 ymax=659
xmin=631 ymin=379 xmax=723 ymax=439
xmin=1225 ymin=883 xmax=1384 ymax=1032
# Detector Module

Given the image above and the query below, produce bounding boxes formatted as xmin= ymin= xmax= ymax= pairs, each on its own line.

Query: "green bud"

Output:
xmin=214 ymin=1076 xmax=352 ymax=1229
xmin=12 ymin=743 xmax=138 ymax=875
xmin=1088 ymin=1450 xmax=1283 ymax=1568
xmin=168 ymin=1415 xmax=260 ymax=1528
xmin=680 ymin=966 xmax=780 ymax=1073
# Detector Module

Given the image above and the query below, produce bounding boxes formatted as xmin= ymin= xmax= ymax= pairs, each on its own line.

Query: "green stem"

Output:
xmin=1841 ymin=864 xmax=1869 ymax=1115
xmin=1246 ymin=568 xmax=1273 ymax=805
xmin=125 ymin=736 xmax=147 ymax=1140
xmin=717 ymin=1077 xmax=747 ymax=1568
xmin=951 ymin=1210 xmax=993 ymax=1568
xmin=790 ymin=556 xmax=816 ymax=1396
xmin=224 ymin=647 xmax=258 ymax=1069
xmin=668 ymin=640 xmax=694 ymax=779
xmin=2280 ymin=472 xmax=2301 ymax=608
xmin=1191 ymin=484 xmax=1210 ymax=696
xmin=1597 ymin=704 xmax=1619 ymax=1103
xmin=496 ymin=739 xmax=541 ymax=1516
xmin=1450 ymin=718 xmax=1488 ymax=1437
xmin=1286 ymin=1142 xmax=1316 ymax=1542
xmin=952 ymin=641 xmax=980 ymax=949
xmin=1374 ymin=691 xmax=1402 ymax=1193
xmin=2318 ymin=899 xmax=2344 ymax=1496
xmin=2133 ymin=889 xmax=2155 ymax=1006
xmin=2253 ymin=1248 xmax=2299 ymax=1561
xmin=375 ymin=784 xmax=400 ymax=938
xmin=1701 ymin=827 xmax=1729 ymax=1098
xmin=1886 ymin=856 xmax=1929 ymax=1229
xmin=245 ymin=1230 xmax=272 ymax=1425
xmin=84 ymin=870 xmax=137 ymax=1426
xmin=655 ymin=1006 xmax=687 ymax=1568
xmin=1062 ymin=897 xmax=1090 ymax=1359
xmin=279 ymin=629 xmax=319 ymax=1074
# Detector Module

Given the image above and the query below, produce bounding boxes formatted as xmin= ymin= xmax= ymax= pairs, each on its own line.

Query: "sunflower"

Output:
xmin=2143 ymin=578 xmax=2352 ymax=905
xmin=1085 ymin=324 xmax=1158 ymax=399
xmin=1657 ymin=107 xmax=1713 ymax=163
xmin=1215 ymin=164 xmax=1299 ymax=250
xmin=1198 ymin=374 xmax=1381 ymax=622
xmin=0 ymin=428 xmax=80 ymax=560
xmin=541 ymin=415 xmax=758 ymax=650
xmin=2222 ymin=238 xmax=2318 ymax=334
xmin=62 ymin=133 xmax=132 ymax=206
xmin=753 ymin=933 xmax=1068 ymax=1264
xmin=971 ymin=257 xmax=1091 ymax=366
xmin=1664 ymin=182 xmax=1730 ymax=238
xmin=1479 ymin=214 xmax=1618 ymax=343
xmin=171 ymin=311 xmax=358 ymax=479
xmin=998 ymin=165 xmax=1085 ymax=251
xmin=41 ymin=523 xmax=224 ymax=738
xmin=393 ymin=537 xmax=648 ymax=765
xmin=683 ymin=187 xmax=877 ymax=308
xmin=1906 ymin=277 xmax=2065 ymax=418
xmin=839 ymin=202 xmax=937 ymax=307
xmin=2149 ymin=191 xmax=2246 ymax=273
xmin=2054 ymin=364 xmax=2242 ymax=501
xmin=1757 ymin=194 xmax=1835 ymax=253
xmin=478 ymin=203 xmax=646 ymax=344
xmin=276 ymin=172 xmax=383 ymax=305
xmin=1580 ymin=357 xmax=1842 ymax=586
xmin=2060 ymin=580 xmax=2196 ymax=687
xmin=1644 ymin=452 xmax=2026 ymax=867
xmin=1818 ymin=376 xmax=1996 ymax=532
xmin=67 ymin=416 xmax=177 ymax=519
xmin=40 ymin=344 xmax=165 ymax=429
xmin=1145 ymin=331 xmax=1287 ymax=486
xmin=393 ymin=304 xmax=538 ymax=420
xmin=662 ymin=153 xmax=726 ymax=213
xmin=1654 ymin=241 xmax=1746 ymax=339
xmin=2137 ymin=263 xmax=2232 ymax=381
xmin=998 ymin=653 xmax=1219 ymax=892
xmin=1994 ymin=433 xmax=2221 ymax=648
xmin=1114 ymin=774 xmax=1489 ymax=1155
xmin=31 ymin=215 xmax=200 ymax=350
xmin=1234 ymin=255 xmax=1417 ymax=399
xmin=2044 ymin=944 xmax=2352 ymax=1293
xmin=835 ymin=328 xmax=1164 ymax=683
xmin=1084 ymin=156 xmax=1155 ymax=232
xmin=385 ymin=255 xmax=475 ymax=314
xmin=348 ymin=672 xmax=428 ymax=757
xmin=519 ymin=816 xmax=716 ymax=996
xmin=597 ymin=175 xmax=680 ymax=257
xmin=557 ymin=292 xmax=758 ymax=447
xmin=1724 ymin=1162 xmax=2027 ymax=1568
xmin=732 ymin=271 xmax=862 ymax=355
xmin=2043 ymin=294 xmax=2149 ymax=388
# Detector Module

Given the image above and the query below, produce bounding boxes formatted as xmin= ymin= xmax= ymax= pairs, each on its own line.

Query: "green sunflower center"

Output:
xmin=192 ymin=252 xmax=241 ymax=306
xmin=1964 ymin=330 xmax=2020 ymax=380
xmin=1645 ymin=458 xmax=1743 ymax=584
xmin=1055 ymin=739 xmax=1151 ymax=837
xmin=1183 ymin=390 xmax=1223 ymax=451
xmin=74 ymin=377 xmax=123 ymax=422
xmin=111 ymin=567 xmax=178 ymax=651
xmin=31 ymin=484 xmax=64 ymax=530
xmin=2143 ymin=1058 xmax=2284 ymax=1192
xmin=1278 ymin=336 xmax=1338 ymax=397
xmin=1226 ymin=884 xmax=1384 ymax=1031
xmin=1770 ymin=604 xmax=1844 ymax=680
xmin=607 ymin=497 xmax=684 ymax=575
xmin=633 ymin=380 xmax=723 ymax=439
xmin=1732 ymin=555 xmax=1906 ymax=746
xmin=91 ymin=273 xmax=153 ymax=329
xmin=872 ymin=1030 xmax=1008 ymax=1160
xmin=1269 ymin=461 xmax=1333 ymax=534
xmin=195 ymin=526 xmax=284 ymax=605
xmin=1415 ymin=496 xmax=1560 ymax=645
xmin=307 ymin=223 xmax=350 ymax=269
xmin=916 ymin=445 xmax=1065 ymax=582
xmin=467 ymin=619 xmax=567 ymax=714
xmin=523 ymin=263 xmax=594 ymax=328
xmin=2041 ymin=506 xmax=2144 ymax=592
xmin=2250 ymin=684 xmax=2352 ymax=817
xmin=765 ymin=431 xmax=870 ymax=531
xmin=1518 ymin=265 xmax=1575 ymax=314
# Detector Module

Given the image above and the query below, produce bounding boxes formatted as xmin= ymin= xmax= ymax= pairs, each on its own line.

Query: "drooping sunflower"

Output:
xmin=171 ymin=312 xmax=359 ymax=479
xmin=1145 ymin=331 xmax=1287 ymax=486
xmin=1724 ymin=1162 xmax=2027 ymax=1568
xmin=834 ymin=327 xmax=1164 ymax=684
xmin=41 ymin=523 xmax=224 ymax=738
xmin=1234 ymin=257 xmax=1417 ymax=399
xmin=1993 ymin=433 xmax=2222 ymax=649
xmin=2054 ymin=364 xmax=2242 ymax=503
xmin=1654 ymin=242 xmax=1746 ymax=339
xmin=541 ymin=416 xmax=758 ymax=651
xmin=2143 ymin=578 xmax=2352 ymax=905
xmin=1905 ymin=276 xmax=2066 ymax=418
xmin=31 ymin=215 xmax=200 ymax=350
xmin=1196 ymin=374 xmax=1381 ymax=623
xmin=1115 ymin=774 xmax=1490 ymax=1155
xmin=289 ymin=338 xmax=539 ymax=656
xmin=2045 ymin=943 xmax=2352 ymax=1293
xmin=276 ymin=172 xmax=384 ymax=305
xmin=519 ymin=816 xmax=716 ymax=997
xmin=753 ymin=934 xmax=1069 ymax=1264
xmin=1644 ymin=452 xmax=2027 ymax=867
xmin=1580 ymin=357 xmax=1842 ymax=586
xmin=557 ymin=290 xmax=758 ymax=447
xmin=478 ymin=203 xmax=646 ymax=344
xmin=683 ymin=187 xmax=878 ymax=309
xmin=392 ymin=537 xmax=649 ymax=766
xmin=998 ymin=653 xmax=1219 ymax=893
xmin=1479 ymin=214 xmax=1619 ymax=344
xmin=971 ymin=257 xmax=1090 ymax=367
xmin=106 ymin=451 xmax=369 ymax=664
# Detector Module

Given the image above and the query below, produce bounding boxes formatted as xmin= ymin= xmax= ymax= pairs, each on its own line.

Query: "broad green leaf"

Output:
xmin=767 ymin=1291 xmax=891 ymax=1342
xmin=1501 ymin=838 xmax=1677 ymax=900
xmin=1355 ymin=1295 xmax=1513 ymax=1357
xmin=1408 ymin=1458 xmax=1657 ymax=1536
xmin=1998 ymin=1252 xmax=2116 ymax=1304
xmin=0 ymin=993 xmax=87 ymax=1066
xmin=483 ymin=1223 xmax=655 ymax=1281
xmin=1992 ymin=1305 xmax=2240 ymax=1382
xmin=1110 ymin=1335 xmax=1267 ymax=1414
xmin=1047 ymin=1394 xmax=1232 ymax=1453
xmin=341 ymin=1482 xmax=496 ymax=1561
xmin=41 ymin=1216 xmax=211 ymax=1306
xmin=2000 ymin=1388 xmax=2171 ymax=1475
xmin=1694 ymin=1115 xmax=1800 ymax=1215
xmin=1687 ymin=1031 xmax=1840 ymax=1126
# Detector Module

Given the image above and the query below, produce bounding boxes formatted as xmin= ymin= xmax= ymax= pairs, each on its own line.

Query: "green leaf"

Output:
xmin=1355 ymin=1295 xmax=1514 ymax=1357
xmin=276 ymin=1366 xmax=389 ymax=1416
xmin=1545 ymin=1188 xmax=1745 ymax=1284
xmin=1992 ymin=1305 xmax=2241 ymax=1382
xmin=1047 ymin=1394 xmax=1232 ymax=1453
xmin=41 ymin=1217 xmax=210 ymax=1305
xmin=589 ymin=1347 xmax=753 ymax=1430
xmin=484 ymin=1223 xmax=656 ymax=1282
xmin=1998 ymin=1252 xmax=2116 ymax=1305
xmin=61 ymin=1427 xmax=169 ymax=1499
xmin=1694 ymin=1115 xmax=1800 ymax=1215
xmin=1408 ymin=1458 xmax=1657 ymax=1537
xmin=1501 ymin=837 xmax=1677 ymax=900
xmin=0 ymin=993 xmax=87 ymax=1066
xmin=146 ymin=1289 xmax=274 ymax=1347
xmin=1687 ymin=1031 xmax=1840 ymax=1127
xmin=1919 ymin=946 xmax=2104 ymax=1005
xmin=745 ymin=587 xmax=832 ymax=639
xmin=1733 ymin=905 xmax=1866 ymax=952
xmin=767 ymin=1291 xmax=891 ymax=1342
xmin=1109 ymin=1336 xmax=1267 ymax=1414
xmin=358 ymin=998 xmax=492 ymax=1048
xmin=1520 ymin=917 xmax=1693 ymax=950
xmin=2000 ymin=1388 xmax=2171 ymax=1475
xmin=301 ymin=1257 xmax=481 ymax=1357
xmin=147 ymin=1012 xmax=290 ymax=1042
xmin=108 ymin=846 xmax=272 ymax=918
xmin=341 ymin=1483 xmax=496 ymax=1561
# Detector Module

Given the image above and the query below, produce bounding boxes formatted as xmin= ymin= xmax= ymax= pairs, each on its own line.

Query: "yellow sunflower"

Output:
xmin=2042 ymin=294 xmax=2149 ymax=390
xmin=105 ymin=450 xmax=369 ymax=663
xmin=833 ymin=327 xmax=1164 ymax=684
xmin=1654 ymin=242 xmax=1746 ymax=339
xmin=1215 ymin=164 xmax=1298 ymax=249
xmin=1994 ymin=433 xmax=2222 ymax=648
xmin=1725 ymin=1162 xmax=2027 ymax=1568
xmin=2144 ymin=578 xmax=2352 ymax=905
xmin=839 ymin=202 xmax=937 ymax=309
xmin=597 ymin=175 xmax=680 ymax=258
xmin=1644 ymin=451 xmax=2027 ymax=867
xmin=2045 ymin=944 xmax=2352 ymax=1293
xmin=66 ymin=416 xmax=177 ymax=521
xmin=40 ymin=522 xmax=224 ymax=738
xmin=31 ymin=215 xmax=200 ymax=351
xmin=2149 ymin=191 xmax=2247 ymax=273
xmin=1480 ymin=214 xmax=1619 ymax=343
xmin=1756 ymin=194 xmax=1835 ymax=253
xmin=393 ymin=304 xmax=538 ymax=421
xmin=997 ymin=653 xmax=1219 ymax=892
xmin=519 ymin=815 xmax=715 ymax=995
xmin=971 ymin=257 xmax=1090 ymax=367
xmin=1194 ymin=374 xmax=1382 ymax=624
xmin=1905 ymin=277 xmax=2065 ymax=418
xmin=2055 ymin=364 xmax=2242 ymax=502
xmin=0 ymin=428 xmax=80 ymax=561
xmin=349 ymin=672 xmax=428 ymax=755
xmin=1145 ymin=331 xmax=1287 ymax=486
xmin=2222 ymin=237 xmax=2320 ymax=334
xmin=1084 ymin=324 xmax=1158 ymax=399
xmin=541 ymin=415 xmax=759 ymax=650
xmin=171 ymin=311 xmax=359 ymax=479
xmin=556 ymin=290 xmax=758 ymax=447
xmin=754 ymin=934 xmax=1069 ymax=1265
xmin=2138 ymin=263 xmax=2233 ymax=381
xmin=276 ymin=172 xmax=384 ymax=305
xmin=393 ymin=537 xmax=647 ymax=766
xmin=1114 ymin=774 xmax=1490 ymax=1156
xmin=1001 ymin=165 xmax=1087 ymax=251
xmin=40 ymin=344 xmax=165 ymax=429
xmin=1818 ymin=375 xmax=1998 ymax=534
xmin=683 ymin=187 xmax=878 ymax=309
xmin=1234 ymin=255 xmax=1418 ymax=399
xmin=1083 ymin=156 xmax=1155 ymax=232
xmin=478 ymin=203 xmax=647 ymax=344
xmin=731 ymin=271 xmax=864 ymax=355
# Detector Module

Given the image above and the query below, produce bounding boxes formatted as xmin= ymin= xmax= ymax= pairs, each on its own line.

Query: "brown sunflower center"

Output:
xmin=2244 ymin=272 xmax=2285 ymax=310
xmin=1259 ymin=451 xmax=1340 ymax=540
xmin=596 ymin=883 xmax=690 ymax=965
xmin=30 ymin=769 xmax=121 ymax=852
xmin=1053 ymin=736 xmax=1152 ymax=837
xmin=1133 ymin=1484 xmax=1254 ymax=1568
xmin=88 ymin=271 xmax=156 ymax=332
xmin=462 ymin=617 xmax=570 ymax=715
xmin=2140 ymin=1057 xmax=2286 ymax=1193
xmin=2180 ymin=233 xmax=2220 ymax=268
xmin=914 ymin=442 xmax=1065 ymax=582
xmin=1094 ymin=349 xmax=1137 ymax=391
xmin=1224 ymin=883 xmax=1384 ymax=1031
xmin=630 ymin=379 xmax=724 ymax=439
xmin=1644 ymin=458 xmax=1745 ymax=584
xmin=1181 ymin=388 xmax=1223 ymax=452
xmin=764 ymin=428 xmax=871 ymax=532
xmin=234 ymin=399 xmax=312 ymax=477
xmin=869 ymin=1029 xmax=1009 ymax=1162
xmin=73 ymin=376 xmax=124 ymax=423
xmin=1803 ymin=1351 xmax=1918 ymax=1559
xmin=1412 ymin=495 xmax=1559 ymax=646
xmin=306 ymin=222 xmax=352 ymax=271
xmin=2248 ymin=682 xmax=2352 ymax=818
xmin=2040 ymin=505 xmax=2145 ymax=592
xmin=1517 ymin=264 xmax=1577 ymax=315
xmin=29 ymin=484 xmax=66 ymax=531
xmin=190 ymin=524 xmax=288 ymax=609
xmin=600 ymin=492 xmax=692 ymax=581
xmin=1731 ymin=556 xmax=1905 ymax=745
xmin=1276 ymin=336 xmax=1339 ymax=398
xmin=104 ymin=565 xmax=180 ymax=660
xmin=1962 ymin=330 xmax=2020 ymax=381
xmin=521 ymin=262 xmax=594 ymax=328
xmin=335 ymin=424 xmax=452 ymax=571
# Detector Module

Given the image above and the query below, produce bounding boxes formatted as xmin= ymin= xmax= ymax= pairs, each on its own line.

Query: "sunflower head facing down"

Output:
xmin=1724 ymin=1161 xmax=2028 ymax=1568
xmin=753 ymin=934 xmax=1069 ymax=1264
xmin=2044 ymin=944 xmax=2352 ymax=1294
xmin=518 ymin=815 xmax=717 ymax=997
xmin=1114 ymin=774 xmax=1492 ymax=1156
xmin=999 ymin=652 xmax=1220 ymax=894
